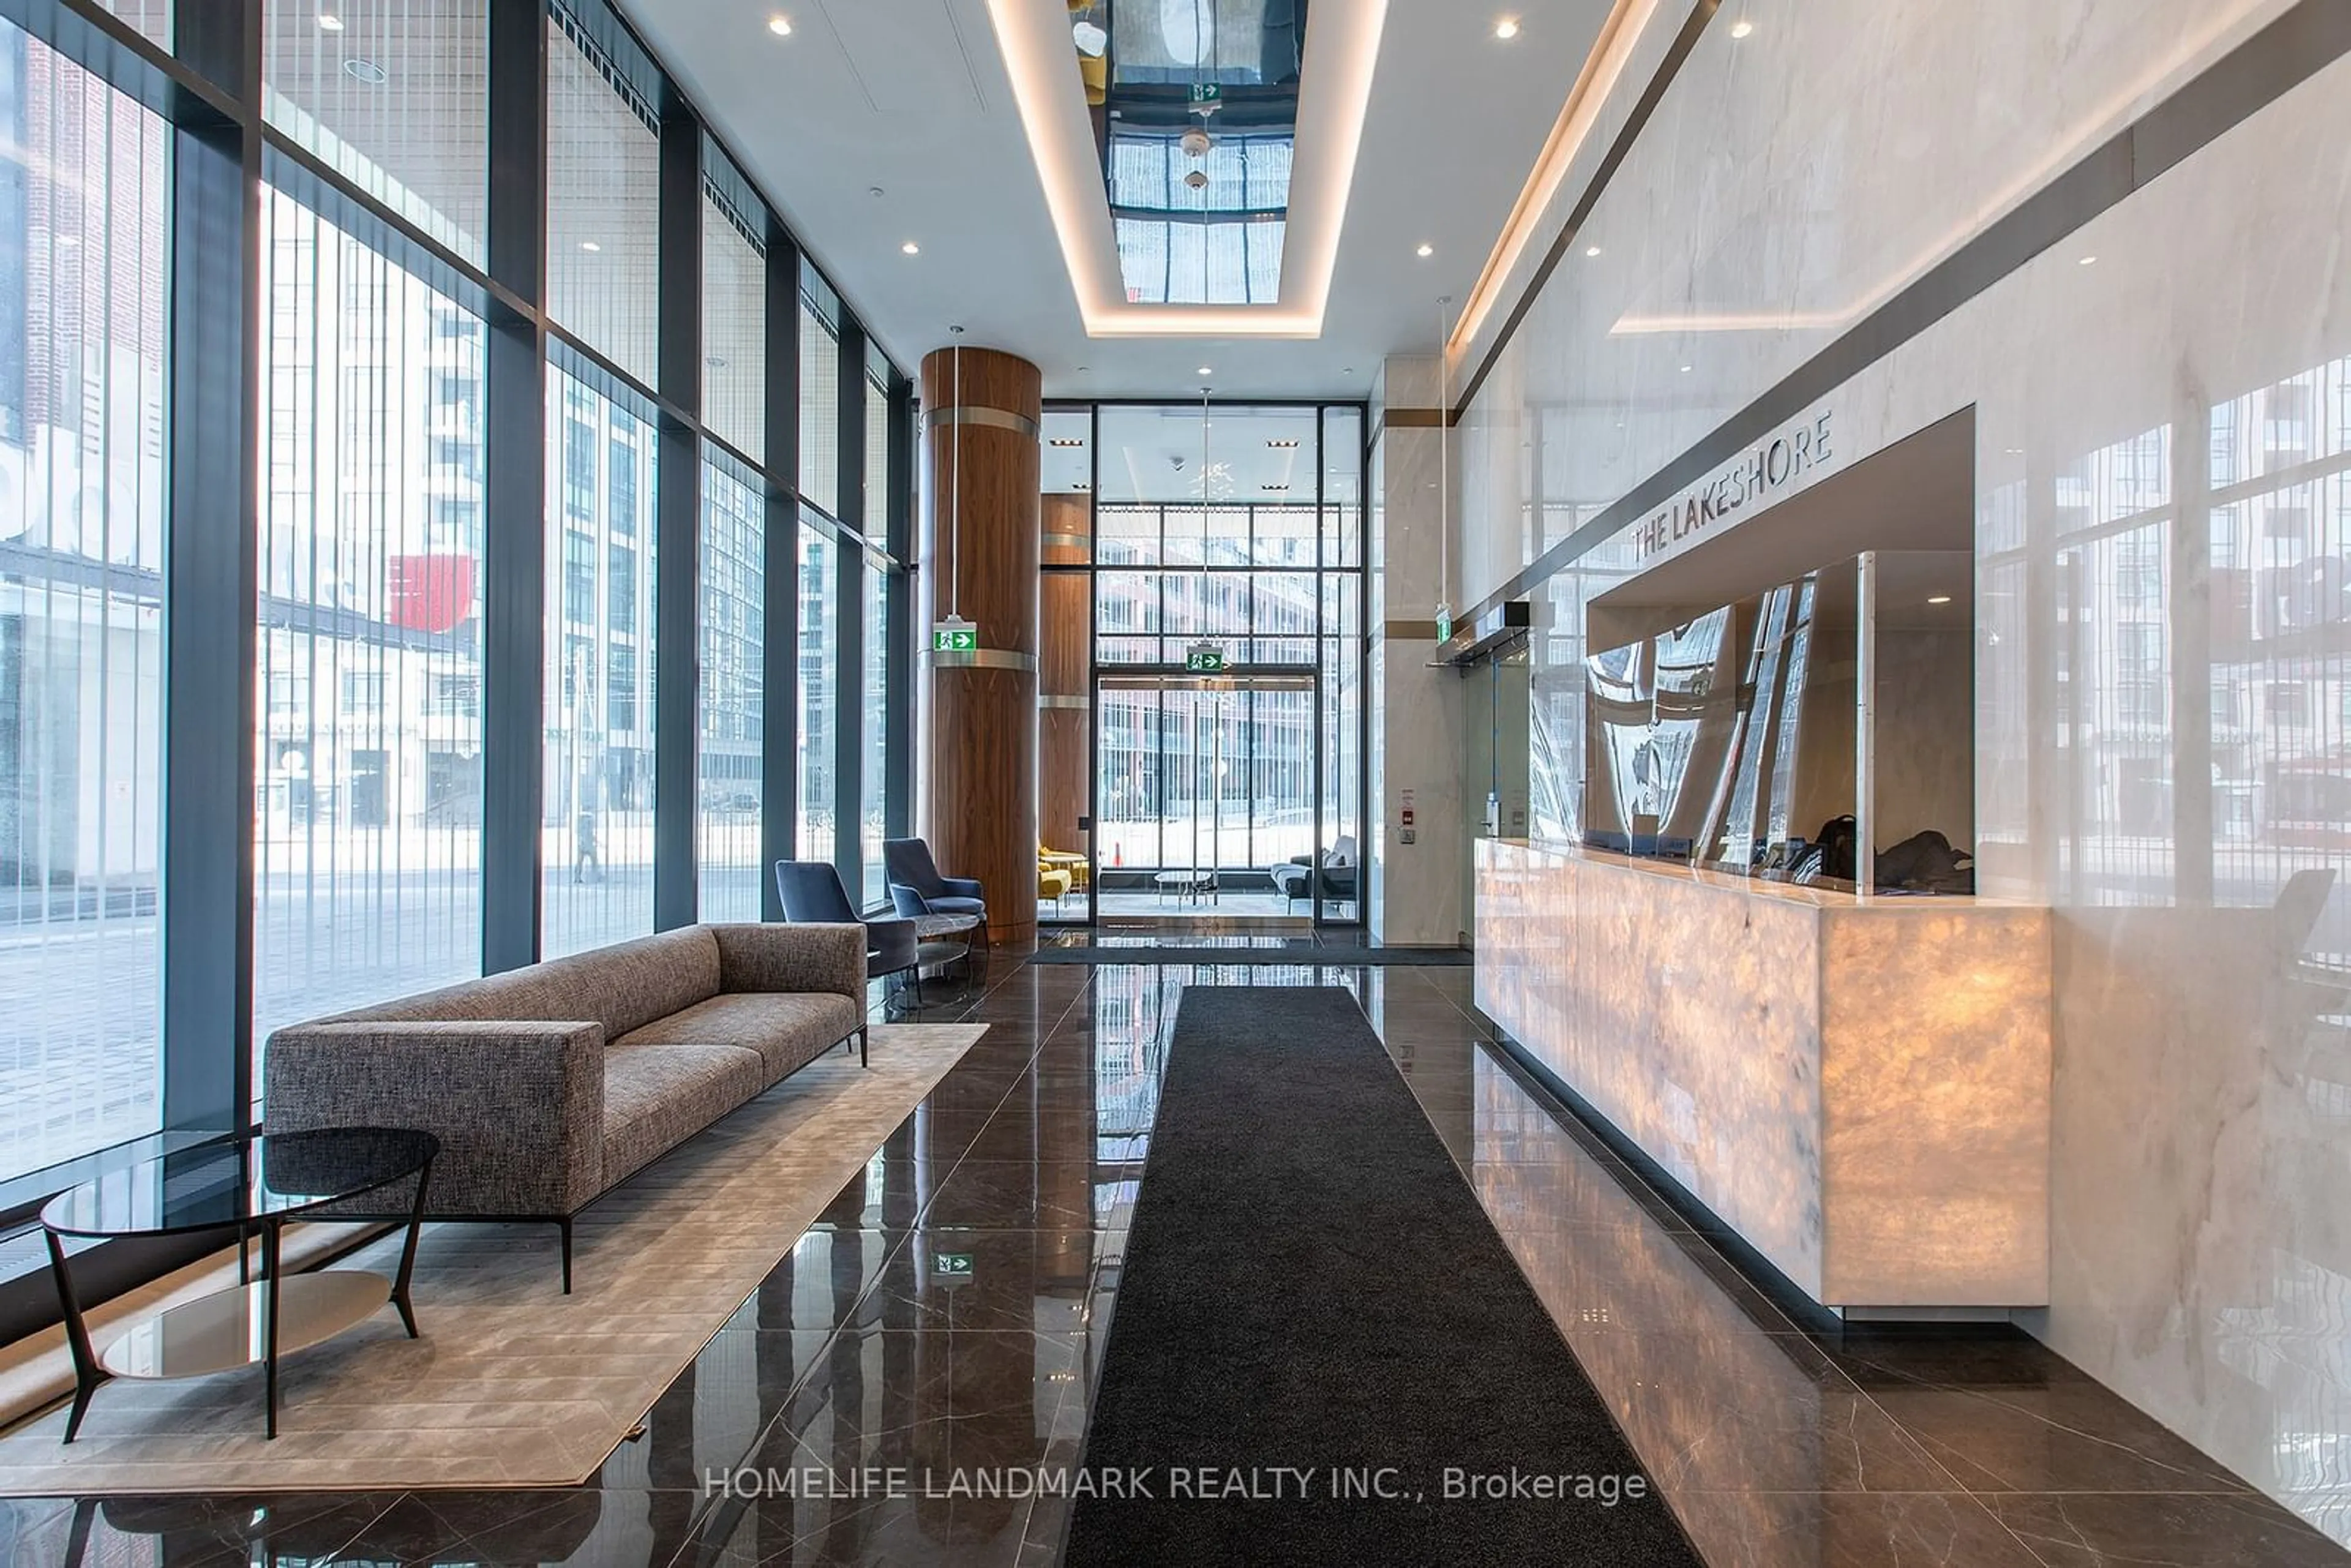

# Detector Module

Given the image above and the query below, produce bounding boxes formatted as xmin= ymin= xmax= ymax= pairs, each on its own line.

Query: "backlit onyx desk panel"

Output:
xmin=1475 ymin=839 xmax=2052 ymax=1313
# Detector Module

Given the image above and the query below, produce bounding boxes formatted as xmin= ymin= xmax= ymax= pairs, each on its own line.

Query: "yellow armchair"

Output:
xmin=1040 ymin=842 xmax=1090 ymax=891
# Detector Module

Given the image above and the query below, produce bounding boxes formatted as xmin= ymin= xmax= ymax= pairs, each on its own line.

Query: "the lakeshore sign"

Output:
xmin=1629 ymin=409 xmax=1836 ymax=563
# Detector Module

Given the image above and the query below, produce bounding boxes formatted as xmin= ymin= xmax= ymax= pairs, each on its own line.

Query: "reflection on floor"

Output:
xmin=1046 ymin=891 xmax=1310 ymax=921
xmin=2 ymin=953 xmax=2344 ymax=1566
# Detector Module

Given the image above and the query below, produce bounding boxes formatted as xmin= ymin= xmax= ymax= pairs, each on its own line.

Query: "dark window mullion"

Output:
xmin=759 ymin=224 xmax=803 ymax=921
xmin=161 ymin=0 xmax=261 ymax=1134
xmin=652 ymin=93 xmax=702 ymax=931
xmin=481 ymin=0 xmax=549 ymax=972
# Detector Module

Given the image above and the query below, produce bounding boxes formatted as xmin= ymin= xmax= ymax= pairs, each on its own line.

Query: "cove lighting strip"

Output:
xmin=985 ymin=0 xmax=1389 ymax=339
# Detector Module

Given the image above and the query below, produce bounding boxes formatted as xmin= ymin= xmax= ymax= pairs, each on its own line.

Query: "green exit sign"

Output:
xmin=932 ymin=621 xmax=978 ymax=653
xmin=933 ymin=1251 xmax=975 ymax=1280
xmin=1188 ymin=82 xmax=1221 ymax=105
xmin=1185 ymin=647 xmax=1228 ymax=674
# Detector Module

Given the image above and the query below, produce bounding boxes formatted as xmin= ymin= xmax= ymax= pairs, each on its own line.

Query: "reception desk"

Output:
xmin=1475 ymin=839 xmax=2052 ymax=1313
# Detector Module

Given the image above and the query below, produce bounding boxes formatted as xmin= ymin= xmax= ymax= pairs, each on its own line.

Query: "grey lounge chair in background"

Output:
xmin=883 ymin=838 xmax=986 ymax=923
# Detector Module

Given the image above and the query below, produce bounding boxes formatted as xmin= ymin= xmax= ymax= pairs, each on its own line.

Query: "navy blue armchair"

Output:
xmin=774 ymin=861 xmax=918 ymax=986
xmin=883 ymin=838 xmax=986 ymax=923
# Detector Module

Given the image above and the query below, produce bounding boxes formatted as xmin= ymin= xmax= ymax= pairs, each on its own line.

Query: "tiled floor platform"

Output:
xmin=1 ymin=937 xmax=2342 ymax=1566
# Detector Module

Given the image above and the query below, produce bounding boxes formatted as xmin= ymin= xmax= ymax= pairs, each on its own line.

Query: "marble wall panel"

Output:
xmin=1461 ymin=0 xmax=2351 ymax=1539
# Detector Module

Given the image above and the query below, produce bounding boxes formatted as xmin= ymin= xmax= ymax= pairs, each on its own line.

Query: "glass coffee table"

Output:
xmin=40 ymin=1126 xmax=438 ymax=1441
xmin=911 ymin=912 xmax=984 ymax=1000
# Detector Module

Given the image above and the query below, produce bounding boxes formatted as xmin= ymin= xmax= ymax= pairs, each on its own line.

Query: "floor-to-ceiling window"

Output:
xmin=798 ymin=512 xmax=836 ymax=865
xmin=699 ymin=454 xmax=763 ymax=921
xmin=861 ymin=547 xmax=890 ymax=904
xmin=697 ymin=177 xmax=767 ymax=921
xmin=542 ymin=364 xmax=657 ymax=957
xmin=860 ymin=354 xmax=891 ymax=903
xmin=252 ymin=192 xmax=487 ymax=1055
xmin=0 ymin=0 xmax=914 ymax=1235
xmin=540 ymin=16 xmax=658 ymax=958
xmin=0 ymin=20 xmax=167 ymax=1181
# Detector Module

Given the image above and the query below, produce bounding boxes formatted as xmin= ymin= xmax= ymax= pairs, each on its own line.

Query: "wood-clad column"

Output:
xmin=920 ymin=347 xmax=1042 ymax=947
xmin=1040 ymin=493 xmax=1092 ymax=863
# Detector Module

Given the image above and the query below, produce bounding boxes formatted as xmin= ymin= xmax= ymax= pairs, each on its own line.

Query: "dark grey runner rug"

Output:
xmin=1064 ymin=986 xmax=1700 ymax=1566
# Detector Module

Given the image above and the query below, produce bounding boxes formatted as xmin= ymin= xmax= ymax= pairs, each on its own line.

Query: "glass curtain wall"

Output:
xmin=699 ymin=454 xmax=763 ymax=921
xmin=0 ymin=21 xmax=167 ymax=1182
xmin=861 ymin=549 xmax=889 ymax=902
xmin=697 ymin=180 xmax=765 ymax=921
xmin=542 ymin=364 xmax=657 ymax=958
xmin=1069 ymin=403 xmax=1368 ymax=924
xmin=861 ymin=351 xmax=891 ymax=901
xmin=799 ymin=513 xmax=836 ymax=865
xmin=253 ymin=192 xmax=487 ymax=1052
xmin=261 ymin=1 xmax=490 ymax=265
xmin=0 ymin=0 xmax=915 ymax=1202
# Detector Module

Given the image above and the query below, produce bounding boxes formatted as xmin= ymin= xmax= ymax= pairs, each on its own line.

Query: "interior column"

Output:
xmin=920 ymin=345 xmax=1042 ymax=947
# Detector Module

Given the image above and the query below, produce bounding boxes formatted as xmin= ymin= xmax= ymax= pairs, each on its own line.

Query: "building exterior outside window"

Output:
xmin=0 ymin=21 xmax=167 ymax=1181
xmin=252 ymin=192 xmax=488 ymax=1086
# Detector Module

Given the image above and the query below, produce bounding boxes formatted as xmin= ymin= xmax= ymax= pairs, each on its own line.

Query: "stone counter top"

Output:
xmin=1499 ymin=838 xmax=2006 ymax=909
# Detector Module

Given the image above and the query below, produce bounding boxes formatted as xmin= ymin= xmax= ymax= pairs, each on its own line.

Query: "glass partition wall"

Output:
xmin=0 ymin=0 xmax=917 ymax=1217
xmin=1041 ymin=403 xmax=1366 ymax=928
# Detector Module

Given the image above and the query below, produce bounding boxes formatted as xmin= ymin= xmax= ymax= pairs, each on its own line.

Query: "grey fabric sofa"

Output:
xmin=263 ymin=923 xmax=867 ymax=1291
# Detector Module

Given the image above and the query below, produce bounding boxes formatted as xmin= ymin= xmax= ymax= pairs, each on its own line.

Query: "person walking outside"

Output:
xmin=574 ymin=808 xmax=600 ymax=884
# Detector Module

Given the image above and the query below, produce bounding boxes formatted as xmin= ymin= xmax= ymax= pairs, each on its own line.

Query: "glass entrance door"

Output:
xmin=1093 ymin=669 xmax=1338 ymax=922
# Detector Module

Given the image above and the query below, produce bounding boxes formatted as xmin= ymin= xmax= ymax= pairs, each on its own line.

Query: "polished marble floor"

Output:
xmin=0 ymin=946 xmax=2343 ymax=1566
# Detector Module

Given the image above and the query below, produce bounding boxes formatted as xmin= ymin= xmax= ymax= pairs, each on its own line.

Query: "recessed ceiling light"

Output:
xmin=1680 ymin=364 xmax=1693 ymax=373
xmin=317 ymin=12 xmax=345 ymax=31
xmin=900 ymin=241 xmax=920 ymax=255
xmin=1927 ymin=595 xmax=1953 ymax=606
xmin=768 ymin=15 xmax=793 ymax=36
xmin=1416 ymin=242 xmax=1434 ymax=258
xmin=1729 ymin=19 xmax=1755 ymax=39
xmin=1494 ymin=17 xmax=1520 ymax=39
xmin=1198 ymin=366 xmax=1213 ymax=376
xmin=579 ymin=240 xmax=601 ymax=253
xmin=342 ymin=57 xmax=388 ymax=84
xmin=1585 ymin=245 xmax=1602 ymax=257
xmin=2079 ymin=254 xmax=2098 ymax=266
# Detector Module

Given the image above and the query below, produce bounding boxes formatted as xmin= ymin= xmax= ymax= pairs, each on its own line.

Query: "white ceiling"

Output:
xmin=615 ymin=0 xmax=1617 ymax=400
